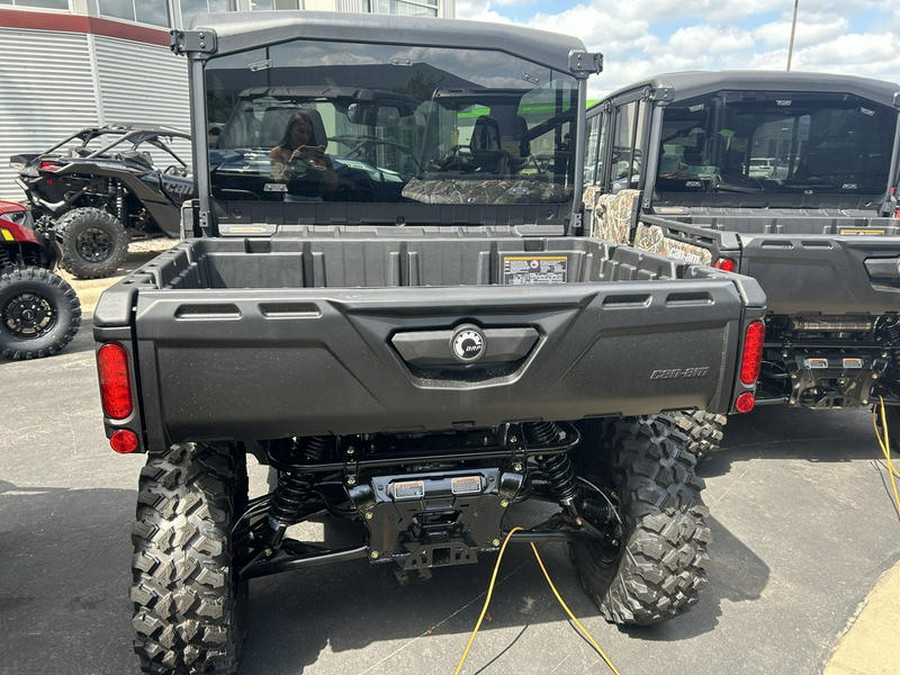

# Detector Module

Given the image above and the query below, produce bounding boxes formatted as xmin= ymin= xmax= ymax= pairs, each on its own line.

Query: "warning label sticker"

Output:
xmin=502 ymin=256 xmax=568 ymax=285
xmin=838 ymin=228 xmax=885 ymax=236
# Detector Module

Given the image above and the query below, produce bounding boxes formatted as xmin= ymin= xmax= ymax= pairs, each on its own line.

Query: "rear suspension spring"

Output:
xmin=268 ymin=470 xmax=314 ymax=527
xmin=265 ymin=436 xmax=333 ymax=547
xmin=536 ymin=452 xmax=578 ymax=505
xmin=303 ymin=435 xmax=333 ymax=462
xmin=525 ymin=422 xmax=578 ymax=507
xmin=524 ymin=421 xmax=563 ymax=446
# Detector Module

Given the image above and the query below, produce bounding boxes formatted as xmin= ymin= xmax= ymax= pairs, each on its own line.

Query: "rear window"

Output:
xmin=656 ymin=90 xmax=897 ymax=197
xmin=204 ymin=39 xmax=579 ymax=214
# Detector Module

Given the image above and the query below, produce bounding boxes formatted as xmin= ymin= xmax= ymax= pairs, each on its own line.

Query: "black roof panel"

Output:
xmin=598 ymin=70 xmax=900 ymax=108
xmin=189 ymin=11 xmax=588 ymax=75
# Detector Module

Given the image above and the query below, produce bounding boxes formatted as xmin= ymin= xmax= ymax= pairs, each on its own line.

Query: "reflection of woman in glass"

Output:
xmin=269 ymin=112 xmax=337 ymax=193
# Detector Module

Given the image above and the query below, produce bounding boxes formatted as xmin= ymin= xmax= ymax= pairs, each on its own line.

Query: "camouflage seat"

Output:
xmin=583 ymin=187 xmax=640 ymax=244
xmin=401 ymin=176 xmax=570 ymax=204
xmin=633 ymin=222 xmax=713 ymax=265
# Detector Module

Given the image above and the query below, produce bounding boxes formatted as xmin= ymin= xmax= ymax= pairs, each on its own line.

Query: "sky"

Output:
xmin=455 ymin=0 xmax=900 ymax=98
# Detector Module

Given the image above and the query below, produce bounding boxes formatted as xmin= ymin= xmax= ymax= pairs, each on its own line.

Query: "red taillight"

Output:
xmin=740 ymin=320 xmax=765 ymax=385
xmin=97 ymin=343 xmax=133 ymax=419
xmin=39 ymin=160 xmax=60 ymax=172
xmin=110 ymin=429 xmax=139 ymax=454
xmin=735 ymin=392 xmax=756 ymax=413
xmin=714 ymin=258 xmax=737 ymax=272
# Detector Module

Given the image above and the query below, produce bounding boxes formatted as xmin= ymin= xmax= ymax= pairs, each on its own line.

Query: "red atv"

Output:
xmin=0 ymin=200 xmax=81 ymax=359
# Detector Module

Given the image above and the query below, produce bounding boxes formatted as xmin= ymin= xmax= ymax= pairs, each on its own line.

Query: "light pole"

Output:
xmin=787 ymin=0 xmax=799 ymax=71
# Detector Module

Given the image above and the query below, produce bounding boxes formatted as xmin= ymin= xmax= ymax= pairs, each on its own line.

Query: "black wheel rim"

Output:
xmin=75 ymin=227 xmax=113 ymax=263
xmin=3 ymin=291 xmax=56 ymax=339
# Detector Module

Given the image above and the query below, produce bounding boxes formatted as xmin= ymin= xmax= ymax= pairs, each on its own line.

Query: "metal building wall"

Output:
xmin=93 ymin=35 xmax=189 ymax=130
xmin=93 ymin=35 xmax=191 ymax=168
xmin=0 ymin=28 xmax=189 ymax=201
xmin=0 ymin=28 xmax=98 ymax=200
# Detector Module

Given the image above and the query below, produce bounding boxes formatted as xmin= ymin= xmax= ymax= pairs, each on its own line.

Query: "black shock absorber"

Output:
xmin=267 ymin=470 xmax=313 ymax=537
xmin=536 ymin=453 xmax=578 ymax=504
xmin=525 ymin=422 xmax=580 ymax=518
xmin=266 ymin=436 xmax=331 ymax=548
xmin=302 ymin=435 xmax=332 ymax=462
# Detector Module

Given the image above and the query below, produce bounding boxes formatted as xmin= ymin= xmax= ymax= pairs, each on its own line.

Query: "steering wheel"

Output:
xmin=431 ymin=145 xmax=475 ymax=172
xmin=529 ymin=154 xmax=557 ymax=173
xmin=328 ymin=135 xmax=422 ymax=176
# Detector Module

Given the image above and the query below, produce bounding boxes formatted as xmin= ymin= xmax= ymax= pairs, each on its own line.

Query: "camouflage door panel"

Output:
xmin=402 ymin=177 xmax=571 ymax=204
xmin=582 ymin=187 xmax=640 ymax=244
xmin=633 ymin=222 xmax=713 ymax=265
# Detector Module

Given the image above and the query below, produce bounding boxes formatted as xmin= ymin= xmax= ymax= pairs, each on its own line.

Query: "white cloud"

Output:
xmin=666 ymin=25 xmax=755 ymax=55
xmin=456 ymin=0 xmax=900 ymax=97
xmin=753 ymin=15 xmax=847 ymax=48
xmin=454 ymin=0 xmax=513 ymax=24
xmin=792 ymin=32 xmax=900 ymax=80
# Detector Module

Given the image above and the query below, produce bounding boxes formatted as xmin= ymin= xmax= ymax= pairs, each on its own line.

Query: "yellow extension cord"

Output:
xmin=454 ymin=526 xmax=620 ymax=675
xmin=451 ymin=400 xmax=898 ymax=674
xmin=873 ymin=396 xmax=900 ymax=519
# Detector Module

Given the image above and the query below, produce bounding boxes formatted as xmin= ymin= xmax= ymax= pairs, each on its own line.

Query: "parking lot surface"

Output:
xmin=2 ymin=267 xmax=899 ymax=674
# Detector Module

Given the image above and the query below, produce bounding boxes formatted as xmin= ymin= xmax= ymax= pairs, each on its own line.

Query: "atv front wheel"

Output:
xmin=132 ymin=443 xmax=248 ymax=674
xmin=572 ymin=415 xmax=711 ymax=625
xmin=56 ymin=207 xmax=129 ymax=279
xmin=672 ymin=410 xmax=728 ymax=462
xmin=0 ymin=266 xmax=81 ymax=360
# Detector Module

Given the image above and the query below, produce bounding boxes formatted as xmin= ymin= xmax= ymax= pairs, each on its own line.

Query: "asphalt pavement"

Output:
xmin=1 ymin=248 xmax=899 ymax=674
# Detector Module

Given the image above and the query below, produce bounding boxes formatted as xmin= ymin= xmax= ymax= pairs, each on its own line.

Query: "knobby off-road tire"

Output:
xmin=56 ymin=207 xmax=129 ymax=279
xmin=0 ymin=266 xmax=81 ymax=360
xmin=672 ymin=410 xmax=728 ymax=462
xmin=573 ymin=415 xmax=711 ymax=625
xmin=132 ymin=443 xmax=248 ymax=674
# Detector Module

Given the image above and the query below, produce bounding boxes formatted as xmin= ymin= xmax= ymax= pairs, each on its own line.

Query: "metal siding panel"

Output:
xmin=94 ymin=36 xmax=192 ymax=171
xmin=339 ymin=0 xmax=370 ymax=12
xmin=0 ymin=30 xmax=193 ymax=200
xmin=94 ymin=36 xmax=190 ymax=130
xmin=0 ymin=28 xmax=98 ymax=199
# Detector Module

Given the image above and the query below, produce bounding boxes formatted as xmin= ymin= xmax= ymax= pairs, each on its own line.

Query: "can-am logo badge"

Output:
xmin=451 ymin=326 xmax=485 ymax=363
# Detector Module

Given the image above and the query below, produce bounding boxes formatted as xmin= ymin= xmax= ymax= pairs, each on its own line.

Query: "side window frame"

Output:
xmin=609 ymin=98 xmax=644 ymax=192
xmin=583 ymin=107 xmax=608 ymax=186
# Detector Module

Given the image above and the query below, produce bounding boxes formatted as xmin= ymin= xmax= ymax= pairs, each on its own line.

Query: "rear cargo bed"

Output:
xmin=94 ymin=234 xmax=764 ymax=447
xmin=641 ymin=213 xmax=900 ymax=315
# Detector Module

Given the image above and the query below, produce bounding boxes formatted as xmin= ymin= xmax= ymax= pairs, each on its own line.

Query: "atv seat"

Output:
xmin=469 ymin=115 xmax=509 ymax=174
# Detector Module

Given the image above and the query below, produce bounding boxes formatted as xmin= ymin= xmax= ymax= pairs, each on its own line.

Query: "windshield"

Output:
xmin=656 ymin=90 xmax=897 ymax=197
xmin=204 ymin=39 xmax=578 ymax=209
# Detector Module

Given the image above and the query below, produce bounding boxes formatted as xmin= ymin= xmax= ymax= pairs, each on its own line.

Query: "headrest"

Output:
xmin=470 ymin=116 xmax=501 ymax=153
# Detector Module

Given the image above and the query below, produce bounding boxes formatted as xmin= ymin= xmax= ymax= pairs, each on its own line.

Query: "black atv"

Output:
xmin=0 ymin=200 xmax=81 ymax=360
xmin=11 ymin=125 xmax=193 ymax=279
